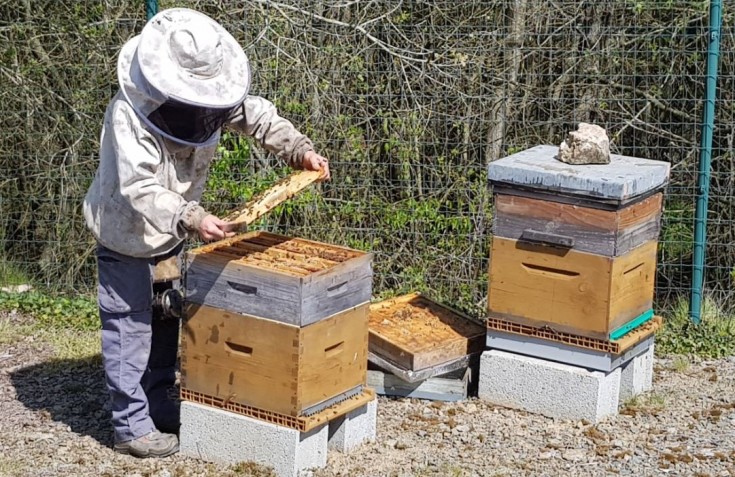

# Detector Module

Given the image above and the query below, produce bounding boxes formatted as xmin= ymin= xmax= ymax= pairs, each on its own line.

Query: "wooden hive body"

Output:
xmin=488 ymin=238 xmax=657 ymax=340
xmin=181 ymin=302 xmax=369 ymax=417
xmin=492 ymin=192 xmax=663 ymax=257
xmin=185 ymin=231 xmax=373 ymax=326
xmin=369 ymin=293 xmax=486 ymax=371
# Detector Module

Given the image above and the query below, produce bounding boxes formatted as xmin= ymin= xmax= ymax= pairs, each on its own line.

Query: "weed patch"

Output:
xmin=0 ymin=291 xmax=98 ymax=331
xmin=621 ymin=393 xmax=667 ymax=416
xmin=657 ymin=296 xmax=735 ymax=358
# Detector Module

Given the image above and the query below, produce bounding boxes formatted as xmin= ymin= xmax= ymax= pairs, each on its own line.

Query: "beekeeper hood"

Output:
xmin=117 ymin=8 xmax=250 ymax=147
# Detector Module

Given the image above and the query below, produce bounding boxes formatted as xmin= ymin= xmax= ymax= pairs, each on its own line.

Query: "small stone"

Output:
xmin=394 ymin=441 xmax=408 ymax=450
xmin=454 ymin=425 xmax=470 ymax=433
xmin=416 ymin=430 xmax=427 ymax=437
xmin=546 ymin=439 xmax=563 ymax=449
xmin=562 ymin=449 xmax=587 ymax=462
xmin=465 ymin=403 xmax=478 ymax=413
xmin=0 ymin=284 xmax=32 ymax=293
xmin=539 ymin=451 xmax=555 ymax=460
xmin=558 ymin=123 xmax=610 ymax=164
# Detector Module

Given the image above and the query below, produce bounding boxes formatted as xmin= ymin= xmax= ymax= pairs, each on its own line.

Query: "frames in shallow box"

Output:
xmin=185 ymin=231 xmax=373 ymax=326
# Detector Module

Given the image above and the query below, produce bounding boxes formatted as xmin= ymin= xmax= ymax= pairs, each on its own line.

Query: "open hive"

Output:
xmin=369 ymin=293 xmax=486 ymax=371
xmin=181 ymin=231 xmax=373 ymax=422
xmin=185 ymin=231 xmax=373 ymax=326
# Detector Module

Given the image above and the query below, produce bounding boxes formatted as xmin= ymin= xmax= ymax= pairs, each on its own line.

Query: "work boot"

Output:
xmin=114 ymin=430 xmax=179 ymax=458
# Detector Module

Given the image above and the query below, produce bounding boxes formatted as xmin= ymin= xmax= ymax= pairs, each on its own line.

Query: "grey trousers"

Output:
xmin=96 ymin=244 xmax=182 ymax=442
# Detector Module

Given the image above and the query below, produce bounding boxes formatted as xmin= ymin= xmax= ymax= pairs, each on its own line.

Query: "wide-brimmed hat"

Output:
xmin=117 ymin=8 xmax=250 ymax=114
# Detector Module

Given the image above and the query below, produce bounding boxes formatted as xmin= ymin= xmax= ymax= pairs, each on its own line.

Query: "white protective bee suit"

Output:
xmin=82 ymin=8 xmax=316 ymax=449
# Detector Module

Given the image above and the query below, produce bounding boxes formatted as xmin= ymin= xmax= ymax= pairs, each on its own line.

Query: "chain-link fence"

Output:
xmin=1 ymin=1 xmax=733 ymax=319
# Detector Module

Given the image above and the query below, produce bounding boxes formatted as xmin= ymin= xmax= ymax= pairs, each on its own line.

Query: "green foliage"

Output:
xmin=0 ymin=291 xmax=99 ymax=331
xmin=657 ymin=296 xmax=735 ymax=358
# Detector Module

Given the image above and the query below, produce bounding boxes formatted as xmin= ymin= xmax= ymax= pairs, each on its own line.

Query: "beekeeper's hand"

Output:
xmin=302 ymin=151 xmax=331 ymax=180
xmin=198 ymin=214 xmax=235 ymax=241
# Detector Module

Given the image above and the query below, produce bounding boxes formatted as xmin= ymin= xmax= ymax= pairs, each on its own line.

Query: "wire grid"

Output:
xmin=0 ymin=1 xmax=732 ymax=318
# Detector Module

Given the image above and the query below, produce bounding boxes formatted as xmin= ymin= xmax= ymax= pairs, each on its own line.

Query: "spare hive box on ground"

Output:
xmin=185 ymin=231 xmax=373 ymax=327
xmin=369 ymin=293 xmax=486 ymax=371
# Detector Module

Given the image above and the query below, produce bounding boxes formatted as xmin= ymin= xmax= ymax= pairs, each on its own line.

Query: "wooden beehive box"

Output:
xmin=487 ymin=145 xmax=670 ymax=339
xmin=493 ymin=193 xmax=662 ymax=257
xmin=181 ymin=302 xmax=369 ymax=417
xmin=488 ymin=237 xmax=657 ymax=340
xmin=185 ymin=231 xmax=372 ymax=326
xmin=369 ymin=293 xmax=486 ymax=371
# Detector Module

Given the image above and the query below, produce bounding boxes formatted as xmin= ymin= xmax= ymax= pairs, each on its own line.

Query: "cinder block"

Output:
xmin=180 ymin=401 xmax=327 ymax=477
xmin=328 ymin=398 xmax=377 ymax=453
xmin=619 ymin=342 xmax=655 ymax=402
xmin=478 ymin=350 xmax=620 ymax=422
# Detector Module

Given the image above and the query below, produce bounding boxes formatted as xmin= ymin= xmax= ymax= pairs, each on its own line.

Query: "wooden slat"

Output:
xmin=231 ymin=241 xmax=338 ymax=269
xmin=368 ymin=293 xmax=485 ymax=371
xmin=617 ymin=193 xmax=663 ymax=229
xmin=495 ymin=194 xmax=618 ymax=231
xmin=297 ymin=304 xmax=369 ymax=410
xmin=224 ymin=170 xmax=323 ymax=229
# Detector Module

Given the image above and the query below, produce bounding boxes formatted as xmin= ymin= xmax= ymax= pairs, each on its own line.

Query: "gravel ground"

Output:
xmin=1 ymin=311 xmax=735 ymax=477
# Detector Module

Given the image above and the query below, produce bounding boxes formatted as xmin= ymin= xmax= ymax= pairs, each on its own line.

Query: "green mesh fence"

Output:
xmin=0 ymin=1 xmax=733 ymax=319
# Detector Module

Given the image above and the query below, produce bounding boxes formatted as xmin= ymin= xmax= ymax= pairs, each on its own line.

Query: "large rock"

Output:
xmin=558 ymin=123 xmax=610 ymax=165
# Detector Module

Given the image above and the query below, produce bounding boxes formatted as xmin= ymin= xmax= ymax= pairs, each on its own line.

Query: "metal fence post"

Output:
xmin=690 ymin=0 xmax=723 ymax=324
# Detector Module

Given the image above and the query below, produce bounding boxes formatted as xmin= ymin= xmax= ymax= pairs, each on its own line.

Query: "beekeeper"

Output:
xmin=83 ymin=8 xmax=329 ymax=458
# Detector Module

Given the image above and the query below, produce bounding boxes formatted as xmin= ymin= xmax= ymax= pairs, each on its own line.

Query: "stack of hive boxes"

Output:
xmin=180 ymin=230 xmax=375 ymax=431
xmin=480 ymin=145 xmax=670 ymax=421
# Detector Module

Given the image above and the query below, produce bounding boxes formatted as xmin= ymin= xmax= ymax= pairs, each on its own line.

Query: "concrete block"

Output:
xmin=619 ymin=343 xmax=655 ymax=402
xmin=328 ymin=398 xmax=377 ymax=453
xmin=478 ymin=350 xmax=620 ymax=423
xmin=180 ymin=401 xmax=327 ymax=477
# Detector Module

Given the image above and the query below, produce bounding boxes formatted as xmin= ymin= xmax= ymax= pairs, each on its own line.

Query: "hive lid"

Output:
xmin=488 ymin=145 xmax=671 ymax=202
